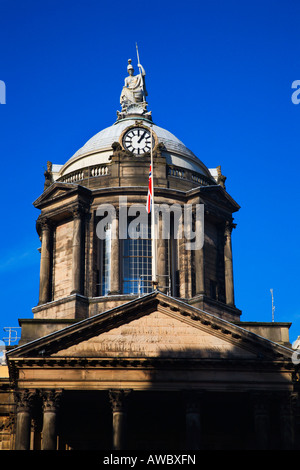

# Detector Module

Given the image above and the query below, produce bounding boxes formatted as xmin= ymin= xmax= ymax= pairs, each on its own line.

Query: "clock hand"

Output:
xmin=137 ymin=131 xmax=146 ymax=143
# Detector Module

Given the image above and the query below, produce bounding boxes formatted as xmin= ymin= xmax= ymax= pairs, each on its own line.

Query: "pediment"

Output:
xmin=51 ymin=309 xmax=256 ymax=360
xmin=196 ymin=185 xmax=240 ymax=213
xmin=33 ymin=182 xmax=91 ymax=209
xmin=7 ymin=293 xmax=293 ymax=364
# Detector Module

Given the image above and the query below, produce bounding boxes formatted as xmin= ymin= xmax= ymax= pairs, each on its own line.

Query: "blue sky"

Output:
xmin=0 ymin=0 xmax=299 ymax=344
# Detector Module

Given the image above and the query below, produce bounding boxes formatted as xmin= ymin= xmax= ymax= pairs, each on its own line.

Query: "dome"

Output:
xmin=57 ymin=118 xmax=212 ymax=178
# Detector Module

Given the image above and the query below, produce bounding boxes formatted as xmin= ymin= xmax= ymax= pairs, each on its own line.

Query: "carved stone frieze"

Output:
xmin=110 ymin=141 xmax=133 ymax=159
xmin=0 ymin=413 xmax=15 ymax=433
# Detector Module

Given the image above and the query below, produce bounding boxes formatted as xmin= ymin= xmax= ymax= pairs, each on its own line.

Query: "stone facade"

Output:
xmin=1 ymin=87 xmax=299 ymax=451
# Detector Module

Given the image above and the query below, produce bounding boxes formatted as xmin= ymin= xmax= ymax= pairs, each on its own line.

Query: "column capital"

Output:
xmin=276 ymin=391 xmax=299 ymax=413
xmin=14 ymin=389 xmax=37 ymax=413
xmin=184 ymin=391 xmax=204 ymax=413
xmin=42 ymin=389 xmax=63 ymax=413
xmin=71 ymin=204 xmax=89 ymax=219
xmin=109 ymin=389 xmax=131 ymax=413
xmin=224 ymin=220 xmax=236 ymax=238
xmin=252 ymin=395 xmax=270 ymax=416
xmin=37 ymin=216 xmax=54 ymax=231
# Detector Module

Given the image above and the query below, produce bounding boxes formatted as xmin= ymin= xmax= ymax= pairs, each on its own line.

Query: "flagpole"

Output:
xmin=150 ymin=126 xmax=157 ymax=289
xmin=136 ymin=42 xmax=145 ymax=103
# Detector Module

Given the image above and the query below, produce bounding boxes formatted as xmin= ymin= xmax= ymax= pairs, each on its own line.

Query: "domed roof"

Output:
xmin=58 ymin=118 xmax=212 ymax=178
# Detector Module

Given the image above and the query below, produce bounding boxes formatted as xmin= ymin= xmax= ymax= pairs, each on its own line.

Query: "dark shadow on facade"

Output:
xmin=13 ymin=343 xmax=296 ymax=452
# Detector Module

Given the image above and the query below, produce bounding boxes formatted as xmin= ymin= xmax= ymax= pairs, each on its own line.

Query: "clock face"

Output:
xmin=122 ymin=127 xmax=154 ymax=155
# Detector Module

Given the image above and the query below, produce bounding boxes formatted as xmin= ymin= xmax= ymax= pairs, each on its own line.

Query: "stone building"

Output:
xmin=0 ymin=59 xmax=299 ymax=451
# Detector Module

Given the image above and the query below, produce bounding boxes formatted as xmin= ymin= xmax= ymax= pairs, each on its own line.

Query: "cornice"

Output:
xmin=7 ymin=292 xmax=295 ymax=365
xmin=33 ymin=182 xmax=92 ymax=210
xmin=7 ymin=355 xmax=294 ymax=371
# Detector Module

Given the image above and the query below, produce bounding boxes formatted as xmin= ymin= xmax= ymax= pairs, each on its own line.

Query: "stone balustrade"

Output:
xmin=168 ymin=165 xmax=215 ymax=186
xmin=58 ymin=164 xmax=215 ymax=188
xmin=58 ymin=164 xmax=109 ymax=184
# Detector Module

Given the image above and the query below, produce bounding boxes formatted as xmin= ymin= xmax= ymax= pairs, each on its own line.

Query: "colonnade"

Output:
xmin=15 ymin=389 xmax=62 ymax=450
xmin=14 ymin=389 xmax=297 ymax=450
xmin=37 ymin=206 xmax=235 ymax=306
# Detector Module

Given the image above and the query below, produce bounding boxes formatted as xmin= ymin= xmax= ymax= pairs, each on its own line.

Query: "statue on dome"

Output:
xmin=117 ymin=45 xmax=152 ymax=121
xmin=120 ymin=59 xmax=148 ymax=111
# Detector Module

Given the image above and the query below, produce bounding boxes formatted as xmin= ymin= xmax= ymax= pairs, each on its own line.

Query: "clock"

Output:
xmin=122 ymin=127 xmax=154 ymax=155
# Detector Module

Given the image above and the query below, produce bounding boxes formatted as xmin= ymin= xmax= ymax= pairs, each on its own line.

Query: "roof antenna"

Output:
xmin=270 ymin=288 xmax=275 ymax=322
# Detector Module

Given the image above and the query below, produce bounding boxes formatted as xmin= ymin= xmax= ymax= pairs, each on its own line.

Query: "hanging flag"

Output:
xmin=146 ymin=164 xmax=152 ymax=213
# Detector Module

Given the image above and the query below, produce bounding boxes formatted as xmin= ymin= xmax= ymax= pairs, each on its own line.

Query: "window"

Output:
xmin=98 ymin=224 xmax=111 ymax=296
xmin=122 ymin=220 xmax=152 ymax=294
xmin=97 ymin=214 xmax=177 ymax=297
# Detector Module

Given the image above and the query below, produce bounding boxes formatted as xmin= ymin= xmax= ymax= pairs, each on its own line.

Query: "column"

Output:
xmin=157 ymin=213 xmax=168 ymax=293
xmin=38 ymin=218 xmax=52 ymax=305
xmin=194 ymin=210 xmax=205 ymax=297
xmin=71 ymin=207 xmax=83 ymax=295
xmin=41 ymin=389 xmax=62 ymax=450
xmin=179 ymin=206 xmax=188 ymax=298
xmin=110 ymin=209 xmax=120 ymax=294
xmin=253 ymin=393 xmax=270 ymax=449
xmin=224 ymin=221 xmax=235 ymax=306
xmin=195 ymin=247 xmax=205 ymax=295
xmin=15 ymin=389 xmax=36 ymax=450
xmin=31 ymin=417 xmax=42 ymax=450
xmin=185 ymin=392 xmax=203 ymax=450
xmin=109 ymin=389 xmax=131 ymax=450
xmin=280 ymin=393 xmax=295 ymax=450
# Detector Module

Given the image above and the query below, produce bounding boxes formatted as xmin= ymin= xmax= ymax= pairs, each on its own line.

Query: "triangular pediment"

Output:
xmin=51 ymin=309 xmax=257 ymax=360
xmin=33 ymin=182 xmax=91 ymax=209
xmin=7 ymin=292 xmax=293 ymax=363
xmin=189 ymin=185 xmax=240 ymax=213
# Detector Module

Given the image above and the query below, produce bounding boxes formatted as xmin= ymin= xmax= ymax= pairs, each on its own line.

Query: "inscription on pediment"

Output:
xmin=53 ymin=311 xmax=255 ymax=359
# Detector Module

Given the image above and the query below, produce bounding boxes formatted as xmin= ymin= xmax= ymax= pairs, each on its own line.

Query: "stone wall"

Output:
xmin=53 ymin=220 xmax=73 ymax=300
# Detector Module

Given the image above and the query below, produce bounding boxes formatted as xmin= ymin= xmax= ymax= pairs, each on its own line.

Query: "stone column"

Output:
xmin=109 ymin=389 xmax=131 ymax=450
xmin=179 ymin=206 xmax=189 ymax=298
xmin=185 ymin=392 xmax=203 ymax=450
xmin=38 ymin=218 xmax=52 ymax=305
xmin=110 ymin=209 xmax=120 ymax=294
xmin=280 ymin=393 xmax=295 ymax=450
xmin=71 ymin=207 xmax=83 ymax=295
xmin=31 ymin=417 xmax=42 ymax=450
xmin=253 ymin=393 xmax=270 ymax=450
xmin=42 ymin=390 xmax=62 ymax=450
xmin=194 ymin=243 xmax=205 ymax=295
xmin=224 ymin=221 xmax=235 ymax=306
xmin=157 ymin=213 xmax=168 ymax=293
xmin=15 ymin=389 xmax=36 ymax=450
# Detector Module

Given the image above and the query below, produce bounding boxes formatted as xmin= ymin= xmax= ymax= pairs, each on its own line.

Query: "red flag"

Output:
xmin=146 ymin=164 xmax=152 ymax=213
